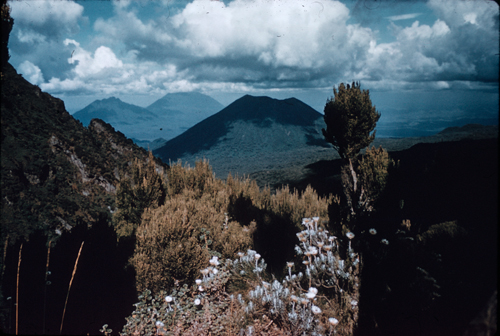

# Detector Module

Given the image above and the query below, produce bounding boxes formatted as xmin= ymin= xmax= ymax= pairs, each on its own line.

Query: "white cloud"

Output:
xmin=12 ymin=0 xmax=497 ymax=99
xmin=170 ymin=0 xmax=357 ymax=69
xmin=427 ymin=0 xmax=497 ymax=29
xmin=10 ymin=0 xmax=83 ymax=36
xmin=64 ymin=39 xmax=123 ymax=78
xmin=18 ymin=60 xmax=45 ymax=85
xmin=386 ymin=13 xmax=422 ymax=21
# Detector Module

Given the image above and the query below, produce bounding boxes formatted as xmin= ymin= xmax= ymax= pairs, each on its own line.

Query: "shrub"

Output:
xmin=120 ymin=217 xmax=361 ymax=336
xmin=131 ymin=191 xmax=255 ymax=294
xmin=130 ymin=160 xmax=334 ymax=294
xmin=113 ymin=152 xmax=166 ymax=240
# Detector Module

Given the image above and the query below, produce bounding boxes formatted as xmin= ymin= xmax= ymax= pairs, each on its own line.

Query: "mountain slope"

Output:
xmin=147 ymin=91 xmax=223 ymax=119
xmin=146 ymin=91 xmax=224 ymax=140
xmin=73 ymin=92 xmax=224 ymax=143
xmin=73 ymin=97 xmax=162 ymax=140
xmin=153 ymin=95 xmax=328 ymax=176
xmin=73 ymin=97 xmax=158 ymax=126
xmin=1 ymin=62 xmax=166 ymax=243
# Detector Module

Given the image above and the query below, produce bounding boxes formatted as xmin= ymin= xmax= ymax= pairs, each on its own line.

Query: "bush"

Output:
xmin=120 ymin=217 xmax=361 ymax=336
xmin=130 ymin=160 xmax=334 ymax=294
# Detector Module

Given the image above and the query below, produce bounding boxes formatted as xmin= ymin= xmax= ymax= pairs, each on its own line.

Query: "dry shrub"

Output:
xmin=131 ymin=191 xmax=254 ymax=293
xmin=121 ymin=217 xmax=360 ymax=336
xmin=128 ymin=159 xmax=336 ymax=297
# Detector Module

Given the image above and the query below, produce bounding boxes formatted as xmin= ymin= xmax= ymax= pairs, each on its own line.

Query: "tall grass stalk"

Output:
xmin=1 ymin=235 xmax=8 ymax=281
xmin=42 ymin=240 xmax=52 ymax=334
xmin=15 ymin=242 xmax=23 ymax=335
xmin=60 ymin=241 xmax=84 ymax=335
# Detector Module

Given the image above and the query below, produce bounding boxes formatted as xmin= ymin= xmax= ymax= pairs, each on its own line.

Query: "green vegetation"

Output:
xmin=1 ymin=9 xmax=496 ymax=330
xmin=322 ymin=82 xmax=391 ymax=231
xmin=322 ymin=82 xmax=380 ymax=161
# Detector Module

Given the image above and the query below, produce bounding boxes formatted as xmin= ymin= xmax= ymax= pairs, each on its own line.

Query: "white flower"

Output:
xmin=165 ymin=296 xmax=173 ymax=303
xmin=156 ymin=321 xmax=164 ymax=327
xmin=312 ymin=216 xmax=320 ymax=222
xmin=209 ymin=256 xmax=219 ymax=266
xmin=195 ymin=279 xmax=202 ymax=285
xmin=369 ymin=228 xmax=377 ymax=235
xmin=317 ymin=241 xmax=324 ymax=248
xmin=290 ymin=295 xmax=298 ymax=302
xmin=381 ymin=239 xmax=389 ymax=245
xmin=237 ymin=252 xmax=244 ymax=258
xmin=351 ymin=300 xmax=358 ymax=307
xmin=286 ymin=262 xmax=294 ymax=268
xmin=308 ymin=246 xmax=318 ymax=255
xmin=311 ymin=305 xmax=322 ymax=314
xmin=254 ymin=253 xmax=261 ymax=260
xmin=198 ymin=286 xmax=204 ymax=292
xmin=194 ymin=298 xmax=201 ymax=305
xmin=306 ymin=287 xmax=318 ymax=299
xmin=328 ymin=236 xmax=337 ymax=242
xmin=328 ymin=317 xmax=339 ymax=325
xmin=346 ymin=232 xmax=355 ymax=239
xmin=212 ymin=268 xmax=218 ymax=275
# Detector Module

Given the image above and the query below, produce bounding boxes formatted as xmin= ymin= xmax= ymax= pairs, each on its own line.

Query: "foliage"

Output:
xmin=322 ymin=82 xmax=380 ymax=160
xmin=120 ymin=217 xmax=362 ymax=336
xmin=129 ymin=160 xmax=334 ymax=295
xmin=1 ymin=60 xmax=164 ymax=248
xmin=339 ymin=146 xmax=393 ymax=226
xmin=131 ymin=189 xmax=255 ymax=294
xmin=322 ymin=83 xmax=389 ymax=232
xmin=112 ymin=151 xmax=167 ymax=239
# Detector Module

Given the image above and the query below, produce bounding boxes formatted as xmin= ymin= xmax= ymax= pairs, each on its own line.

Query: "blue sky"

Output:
xmin=7 ymin=0 xmax=499 ymax=136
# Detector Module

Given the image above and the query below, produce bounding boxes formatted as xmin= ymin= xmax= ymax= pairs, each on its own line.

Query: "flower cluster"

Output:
xmin=117 ymin=217 xmax=360 ymax=336
xmin=236 ymin=217 xmax=360 ymax=335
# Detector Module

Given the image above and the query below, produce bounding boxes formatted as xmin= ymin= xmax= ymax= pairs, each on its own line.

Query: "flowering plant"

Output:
xmin=116 ymin=217 xmax=361 ymax=336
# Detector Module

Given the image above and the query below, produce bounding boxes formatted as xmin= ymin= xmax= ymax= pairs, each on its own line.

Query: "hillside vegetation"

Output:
xmin=1 ymin=3 xmax=497 ymax=335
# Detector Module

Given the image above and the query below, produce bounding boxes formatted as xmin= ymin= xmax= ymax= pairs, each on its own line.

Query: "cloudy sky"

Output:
xmin=7 ymin=0 xmax=499 ymax=136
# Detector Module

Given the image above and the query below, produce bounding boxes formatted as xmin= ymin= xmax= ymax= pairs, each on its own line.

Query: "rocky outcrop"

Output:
xmin=1 ymin=61 xmax=167 ymax=243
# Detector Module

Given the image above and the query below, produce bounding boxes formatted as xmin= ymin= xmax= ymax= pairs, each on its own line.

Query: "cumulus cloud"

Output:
xmin=18 ymin=60 xmax=45 ymax=85
xmin=9 ymin=0 xmax=499 ymax=99
xmin=362 ymin=0 xmax=498 ymax=87
xmin=64 ymin=39 xmax=123 ymax=77
xmin=9 ymin=0 xmax=83 ymax=38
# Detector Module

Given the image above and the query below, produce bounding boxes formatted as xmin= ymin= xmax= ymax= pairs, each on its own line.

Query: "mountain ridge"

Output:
xmin=153 ymin=94 xmax=329 ymax=177
xmin=73 ymin=92 xmax=224 ymax=142
xmin=1 ymin=62 xmax=167 ymax=243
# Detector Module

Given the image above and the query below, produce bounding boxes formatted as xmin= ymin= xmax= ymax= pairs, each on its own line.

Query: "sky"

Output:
xmin=7 ymin=0 xmax=499 ymax=137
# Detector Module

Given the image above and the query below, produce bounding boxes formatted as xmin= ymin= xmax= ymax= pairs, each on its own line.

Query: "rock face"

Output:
xmin=1 ymin=62 xmax=167 ymax=242
xmin=153 ymin=94 xmax=329 ymax=177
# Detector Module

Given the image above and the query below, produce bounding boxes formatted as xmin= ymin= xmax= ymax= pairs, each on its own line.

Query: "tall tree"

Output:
xmin=322 ymin=82 xmax=380 ymax=160
xmin=322 ymin=82 xmax=384 ymax=225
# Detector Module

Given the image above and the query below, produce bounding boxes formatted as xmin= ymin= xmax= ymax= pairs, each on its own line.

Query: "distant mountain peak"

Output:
xmin=153 ymin=95 xmax=327 ymax=165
